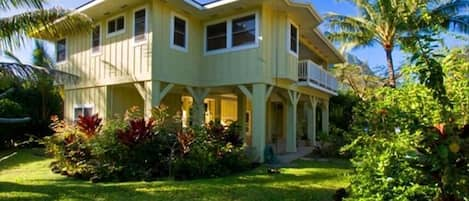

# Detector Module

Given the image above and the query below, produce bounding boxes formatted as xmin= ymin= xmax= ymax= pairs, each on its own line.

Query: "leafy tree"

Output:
xmin=325 ymin=0 xmax=469 ymax=88
xmin=0 ymin=0 xmax=92 ymax=123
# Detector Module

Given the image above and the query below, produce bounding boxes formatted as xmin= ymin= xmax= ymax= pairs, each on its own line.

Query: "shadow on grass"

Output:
xmin=0 ymin=149 xmax=46 ymax=171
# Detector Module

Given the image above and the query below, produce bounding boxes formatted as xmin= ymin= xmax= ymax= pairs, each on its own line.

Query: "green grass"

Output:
xmin=0 ymin=149 xmax=351 ymax=201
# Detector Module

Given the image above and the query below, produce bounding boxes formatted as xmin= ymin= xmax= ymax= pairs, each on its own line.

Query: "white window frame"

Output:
xmin=56 ymin=38 xmax=67 ymax=64
xmin=106 ymin=14 xmax=126 ymax=38
xmin=170 ymin=12 xmax=189 ymax=52
xmin=91 ymin=24 xmax=102 ymax=56
xmin=133 ymin=5 xmax=149 ymax=46
xmin=287 ymin=19 xmax=299 ymax=57
xmin=204 ymin=11 xmax=260 ymax=56
xmin=73 ymin=104 xmax=94 ymax=122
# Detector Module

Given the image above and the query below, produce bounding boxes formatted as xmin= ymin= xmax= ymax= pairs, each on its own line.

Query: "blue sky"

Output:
xmin=1 ymin=0 xmax=467 ymax=71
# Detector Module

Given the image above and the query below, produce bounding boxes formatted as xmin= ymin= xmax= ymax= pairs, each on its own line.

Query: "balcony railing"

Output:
xmin=298 ymin=60 xmax=338 ymax=94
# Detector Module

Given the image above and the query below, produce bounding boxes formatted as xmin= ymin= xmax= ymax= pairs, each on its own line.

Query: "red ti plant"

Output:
xmin=117 ymin=118 xmax=155 ymax=147
xmin=177 ymin=130 xmax=195 ymax=155
xmin=77 ymin=114 xmax=103 ymax=138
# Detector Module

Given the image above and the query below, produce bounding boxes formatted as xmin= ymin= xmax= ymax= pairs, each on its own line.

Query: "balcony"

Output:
xmin=298 ymin=60 xmax=338 ymax=95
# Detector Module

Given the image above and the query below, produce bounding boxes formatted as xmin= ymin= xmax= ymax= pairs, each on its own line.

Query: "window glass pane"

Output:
xmin=84 ymin=107 xmax=93 ymax=117
xmin=134 ymin=10 xmax=146 ymax=41
xmin=56 ymin=39 xmax=66 ymax=62
xmin=108 ymin=20 xmax=116 ymax=33
xmin=207 ymin=22 xmax=227 ymax=51
xmin=290 ymin=24 xmax=298 ymax=53
xmin=92 ymin=26 xmax=100 ymax=52
xmin=232 ymin=15 xmax=256 ymax=47
xmin=74 ymin=108 xmax=83 ymax=120
xmin=117 ymin=16 xmax=125 ymax=31
xmin=173 ymin=17 xmax=186 ymax=48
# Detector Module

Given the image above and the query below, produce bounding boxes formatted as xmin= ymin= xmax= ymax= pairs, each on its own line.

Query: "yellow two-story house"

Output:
xmin=38 ymin=0 xmax=344 ymax=162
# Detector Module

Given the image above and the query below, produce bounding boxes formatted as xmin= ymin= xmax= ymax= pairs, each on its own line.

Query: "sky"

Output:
xmin=1 ymin=0 xmax=467 ymax=71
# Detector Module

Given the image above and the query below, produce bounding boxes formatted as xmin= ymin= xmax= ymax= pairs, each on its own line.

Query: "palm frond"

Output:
xmin=2 ymin=50 xmax=23 ymax=64
xmin=0 ymin=0 xmax=45 ymax=10
xmin=0 ymin=62 xmax=45 ymax=81
xmin=32 ymin=40 xmax=54 ymax=69
xmin=0 ymin=7 xmax=93 ymax=49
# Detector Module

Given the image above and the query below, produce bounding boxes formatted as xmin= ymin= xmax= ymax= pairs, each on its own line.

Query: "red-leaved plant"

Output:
xmin=117 ymin=118 xmax=155 ymax=147
xmin=77 ymin=114 xmax=103 ymax=138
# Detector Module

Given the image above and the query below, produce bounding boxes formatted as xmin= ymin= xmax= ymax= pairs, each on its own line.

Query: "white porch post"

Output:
xmin=187 ymin=87 xmax=210 ymax=126
xmin=286 ymin=90 xmax=300 ymax=153
xmin=321 ymin=101 xmax=330 ymax=134
xmin=307 ymin=97 xmax=318 ymax=146
xmin=144 ymin=81 xmax=161 ymax=118
xmin=252 ymin=84 xmax=267 ymax=162
xmin=237 ymin=93 xmax=247 ymax=140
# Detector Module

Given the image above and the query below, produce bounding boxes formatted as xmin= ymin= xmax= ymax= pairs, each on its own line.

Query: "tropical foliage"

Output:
xmin=43 ymin=107 xmax=251 ymax=182
xmin=325 ymin=0 xmax=469 ymax=87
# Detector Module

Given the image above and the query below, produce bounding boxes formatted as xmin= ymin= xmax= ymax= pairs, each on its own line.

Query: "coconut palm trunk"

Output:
xmin=385 ymin=47 xmax=396 ymax=87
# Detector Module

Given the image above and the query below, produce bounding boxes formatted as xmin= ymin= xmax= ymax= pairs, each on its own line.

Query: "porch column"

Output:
xmin=252 ymin=84 xmax=267 ymax=162
xmin=215 ymin=96 xmax=222 ymax=120
xmin=321 ymin=101 xmax=330 ymax=134
xmin=237 ymin=93 xmax=247 ymax=140
xmin=187 ymin=87 xmax=210 ymax=126
xmin=143 ymin=81 xmax=175 ymax=118
xmin=286 ymin=90 xmax=301 ymax=153
xmin=307 ymin=97 xmax=318 ymax=146
xmin=144 ymin=81 xmax=161 ymax=118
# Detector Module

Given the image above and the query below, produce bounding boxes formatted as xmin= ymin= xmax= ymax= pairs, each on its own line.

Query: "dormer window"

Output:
xmin=107 ymin=16 xmax=125 ymax=37
xmin=134 ymin=8 xmax=147 ymax=43
xmin=288 ymin=21 xmax=299 ymax=56
xmin=56 ymin=39 xmax=66 ymax=63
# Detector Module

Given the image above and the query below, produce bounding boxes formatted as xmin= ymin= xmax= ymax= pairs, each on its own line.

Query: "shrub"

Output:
xmin=0 ymin=98 xmax=25 ymax=118
xmin=45 ymin=107 xmax=253 ymax=182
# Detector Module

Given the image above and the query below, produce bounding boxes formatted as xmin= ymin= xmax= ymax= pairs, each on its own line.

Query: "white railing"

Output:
xmin=298 ymin=60 xmax=338 ymax=94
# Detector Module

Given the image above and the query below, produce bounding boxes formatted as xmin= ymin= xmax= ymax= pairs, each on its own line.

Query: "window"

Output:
xmin=108 ymin=16 xmax=125 ymax=36
xmin=171 ymin=14 xmax=188 ymax=51
xmin=56 ymin=39 xmax=66 ymax=63
xmin=91 ymin=25 xmax=101 ymax=54
xmin=288 ymin=21 xmax=299 ymax=55
xmin=134 ymin=8 xmax=147 ymax=43
xmin=206 ymin=22 xmax=227 ymax=51
xmin=74 ymin=106 xmax=93 ymax=121
xmin=232 ymin=15 xmax=255 ymax=47
xmin=205 ymin=12 xmax=259 ymax=54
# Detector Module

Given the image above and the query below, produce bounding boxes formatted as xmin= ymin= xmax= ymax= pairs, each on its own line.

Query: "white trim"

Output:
xmin=106 ymin=14 xmax=126 ymax=38
xmin=204 ymin=11 xmax=260 ymax=56
xmin=183 ymin=0 xmax=238 ymax=10
xmin=56 ymin=38 xmax=68 ymax=64
xmin=132 ymin=5 xmax=149 ymax=46
xmin=287 ymin=18 xmax=299 ymax=58
xmin=73 ymin=104 xmax=95 ymax=121
xmin=91 ymin=24 xmax=102 ymax=56
xmin=170 ymin=12 xmax=189 ymax=52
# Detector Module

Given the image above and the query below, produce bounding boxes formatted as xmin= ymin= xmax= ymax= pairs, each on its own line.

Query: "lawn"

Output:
xmin=0 ymin=149 xmax=351 ymax=201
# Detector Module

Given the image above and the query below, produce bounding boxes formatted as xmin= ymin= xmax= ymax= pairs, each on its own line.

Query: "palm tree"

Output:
xmin=325 ymin=0 xmax=469 ymax=88
xmin=0 ymin=0 xmax=92 ymax=123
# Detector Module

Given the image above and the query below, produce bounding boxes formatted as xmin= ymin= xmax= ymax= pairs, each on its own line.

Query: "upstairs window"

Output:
xmin=205 ymin=12 xmax=259 ymax=55
xmin=288 ymin=21 xmax=299 ymax=55
xmin=91 ymin=25 xmax=101 ymax=54
xmin=171 ymin=14 xmax=188 ymax=51
xmin=108 ymin=16 xmax=125 ymax=36
xmin=56 ymin=39 xmax=66 ymax=62
xmin=134 ymin=8 xmax=147 ymax=43
xmin=232 ymin=15 xmax=256 ymax=47
xmin=206 ymin=22 xmax=227 ymax=51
